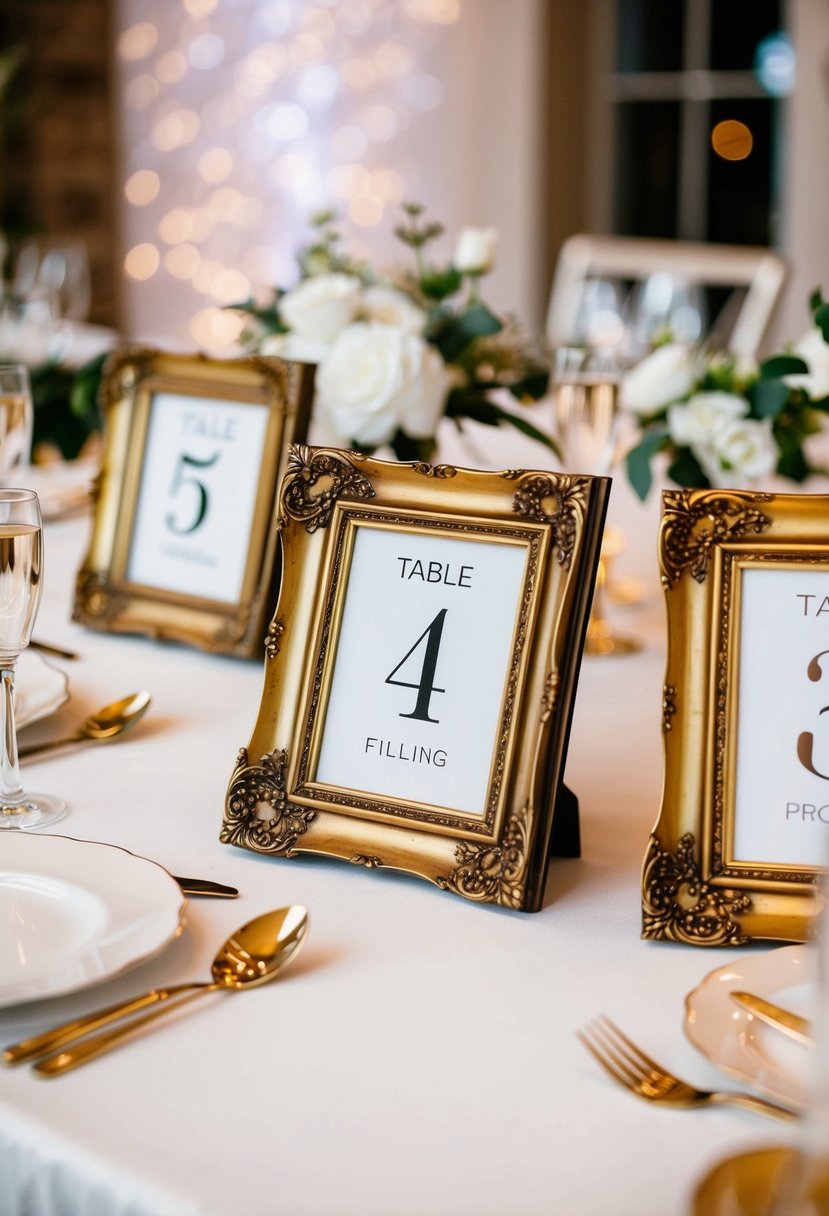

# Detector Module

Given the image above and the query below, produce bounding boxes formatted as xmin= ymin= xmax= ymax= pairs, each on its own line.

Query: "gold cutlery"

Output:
xmin=29 ymin=639 xmax=79 ymax=661
xmin=3 ymin=905 xmax=308 ymax=1074
xmin=17 ymin=690 xmax=151 ymax=759
xmin=730 ymin=991 xmax=813 ymax=1046
xmin=172 ymin=876 xmax=239 ymax=899
xmin=578 ymin=1014 xmax=797 ymax=1122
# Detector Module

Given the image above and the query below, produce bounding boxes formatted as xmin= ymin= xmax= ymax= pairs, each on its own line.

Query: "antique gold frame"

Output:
xmin=222 ymin=446 xmax=609 ymax=912
xmin=73 ymin=348 xmax=314 ymax=656
xmin=643 ymin=489 xmax=828 ymax=947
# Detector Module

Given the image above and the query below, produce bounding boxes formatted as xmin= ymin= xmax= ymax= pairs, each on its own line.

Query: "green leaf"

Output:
xmin=446 ymin=390 xmax=560 ymax=457
xmin=666 ymin=448 xmax=709 ymax=490
xmin=760 ymin=354 xmax=808 ymax=379
xmin=419 ymin=266 xmax=462 ymax=301
xmin=776 ymin=443 xmax=810 ymax=482
xmin=625 ymin=429 xmax=667 ymax=502
xmin=748 ymin=378 xmax=790 ymax=418
xmin=430 ymin=304 xmax=502 ymax=362
xmin=507 ymin=371 xmax=550 ymax=401
xmin=388 ymin=431 xmax=435 ymax=463
xmin=815 ymin=304 xmax=829 ymax=344
xmin=28 ymin=356 xmax=104 ymax=460
xmin=810 ymin=287 xmax=826 ymax=313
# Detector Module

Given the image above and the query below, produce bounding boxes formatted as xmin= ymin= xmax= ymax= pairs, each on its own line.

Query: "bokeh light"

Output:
xmin=124 ymin=243 xmax=161 ymax=280
xmin=711 ymin=119 xmax=754 ymax=162
xmin=119 ymin=0 xmax=462 ymax=349
xmin=125 ymin=170 xmax=161 ymax=205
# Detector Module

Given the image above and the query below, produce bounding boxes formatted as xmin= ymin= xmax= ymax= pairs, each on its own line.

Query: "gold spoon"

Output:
xmin=9 ymin=906 xmax=309 ymax=1077
xmin=17 ymin=690 xmax=152 ymax=759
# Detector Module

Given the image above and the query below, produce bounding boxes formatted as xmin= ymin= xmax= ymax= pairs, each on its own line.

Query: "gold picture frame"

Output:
xmin=74 ymin=348 xmax=314 ymax=657
xmin=222 ymin=445 xmax=610 ymax=912
xmin=643 ymin=488 xmax=829 ymax=947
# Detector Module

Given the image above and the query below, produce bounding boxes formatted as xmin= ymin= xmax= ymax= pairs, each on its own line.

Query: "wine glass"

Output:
xmin=0 ymin=365 xmax=34 ymax=479
xmin=625 ymin=271 xmax=706 ymax=355
xmin=0 ymin=489 xmax=65 ymax=830
xmin=13 ymin=238 xmax=92 ymax=322
xmin=552 ymin=346 xmax=640 ymax=656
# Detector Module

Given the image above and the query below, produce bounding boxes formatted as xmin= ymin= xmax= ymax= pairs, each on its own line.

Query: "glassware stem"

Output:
xmin=0 ymin=661 xmax=22 ymax=809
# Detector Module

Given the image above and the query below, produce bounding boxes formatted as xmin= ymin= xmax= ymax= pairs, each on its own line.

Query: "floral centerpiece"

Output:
xmin=623 ymin=291 xmax=829 ymax=500
xmin=232 ymin=204 xmax=554 ymax=462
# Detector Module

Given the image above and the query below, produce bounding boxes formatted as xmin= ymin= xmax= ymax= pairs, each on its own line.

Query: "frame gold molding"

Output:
xmin=644 ymin=488 xmax=827 ymax=946
xmin=222 ymin=446 xmax=609 ymax=912
xmin=73 ymin=348 xmax=314 ymax=657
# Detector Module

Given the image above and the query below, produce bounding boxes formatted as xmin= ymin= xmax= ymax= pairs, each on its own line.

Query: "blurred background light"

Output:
xmin=755 ymin=32 xmax=796 ymax=97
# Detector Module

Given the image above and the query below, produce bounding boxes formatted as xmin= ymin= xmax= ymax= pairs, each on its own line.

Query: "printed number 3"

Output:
xmin=385 ymin=609 xmax=447 ymax=723
xmin=165 ymin=451 xmax=220 ymax=535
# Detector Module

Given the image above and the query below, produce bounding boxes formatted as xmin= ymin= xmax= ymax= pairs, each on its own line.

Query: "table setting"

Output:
xmin=3 ymin=215 xmax=829 ymax=1215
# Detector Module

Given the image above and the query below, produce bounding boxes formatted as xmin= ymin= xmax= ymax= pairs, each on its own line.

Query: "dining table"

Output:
xmin=0 ymin=422 xmax=809 ymax=1216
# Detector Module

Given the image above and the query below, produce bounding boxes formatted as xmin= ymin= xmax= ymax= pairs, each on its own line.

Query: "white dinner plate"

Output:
xmin=685 ymin=945 xmax=814 ymax=1109
xmin=0 ymin=834 xmax=186 ymax=1008
xmin=16 ymin=648 xmax=70 ymax=729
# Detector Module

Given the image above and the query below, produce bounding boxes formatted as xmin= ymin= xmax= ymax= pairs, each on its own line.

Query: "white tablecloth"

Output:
xmin=0 ymin=442 xmax=801 ymax=1216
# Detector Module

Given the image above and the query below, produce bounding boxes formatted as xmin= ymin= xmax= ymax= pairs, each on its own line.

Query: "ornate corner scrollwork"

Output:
xmin=659 ymin=490 xmax=772 ymax=589
xmin=73 ymin=571 xmax=128 ymax=627
xmin=662 ymin=685 xmax=677 ymax=732
xmin=221 ymin=747 xmax=315 ymax=855
xmin=641 ymin=832 xmax=751 ymax=945
xmin=98 ymin=345 xmax=156 ymax=406
xmin=281 ymin=444 xmax=375 ymax=532
xmin=411 ymin=462 xmax=458 ymax=478
xmin=512 ymin=473 xmax=589 ymax=569
xmin=264 ymin=617 xmax=285 ymax=661
xmin=436 ymin=803 xmax=531 ymax=909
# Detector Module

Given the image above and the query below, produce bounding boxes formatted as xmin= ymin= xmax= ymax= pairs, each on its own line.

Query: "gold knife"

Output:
xmin=730 ymin=991 xmax=813 ymax=1046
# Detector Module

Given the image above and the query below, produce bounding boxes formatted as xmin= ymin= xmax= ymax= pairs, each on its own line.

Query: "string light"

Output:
xmin=118 ymin=0 xmax=461 ymax=351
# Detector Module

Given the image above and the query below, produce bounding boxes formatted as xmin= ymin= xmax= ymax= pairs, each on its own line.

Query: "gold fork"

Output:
xmin=577 ymin=1014 xmax=797 ymax=1123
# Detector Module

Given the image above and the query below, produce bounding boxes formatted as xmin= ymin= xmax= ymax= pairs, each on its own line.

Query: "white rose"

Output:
xmin=362 ymin=285 xmax=426 ymax=335
xmin=786 ymin=327 xmax=829 ymax=401
xmin=278 ymin=273 xmax=361 ymax=343
xmin=667 ymin=391 xmax=748 ymax=446
xmin=694 ymin=417 xmax=777 ymax=487
xmin=453 ymin=227 xmax=497 ymax=275
xmin=315 ymin=322 xmax=449 ymax=446
xmin=620 ymin=343 xmax=696 ymax=415
xmin=259 ymin=333 xmax=329 ymax=364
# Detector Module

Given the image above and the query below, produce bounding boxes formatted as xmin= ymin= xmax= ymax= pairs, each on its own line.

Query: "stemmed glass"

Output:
xmin=13 ymin=237 xmax=92 ymax=322
xmin=552 ymin=346 xmax=640 ymax=656
xmin=0 ymin=489 xmax=65 ymax=829
xmin=0 ymin=365 xmax=34 ymax=479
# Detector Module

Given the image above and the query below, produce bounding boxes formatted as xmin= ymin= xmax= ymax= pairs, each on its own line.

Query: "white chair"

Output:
xmin=547 ymin=233 xmax=788 ymax=358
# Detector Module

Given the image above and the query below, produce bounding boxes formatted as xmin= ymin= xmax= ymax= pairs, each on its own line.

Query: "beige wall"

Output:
xmin=774 ymin=0 xmax=829 ymax=346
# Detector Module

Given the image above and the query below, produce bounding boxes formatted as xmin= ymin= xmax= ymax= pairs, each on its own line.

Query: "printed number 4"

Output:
xmin=385 ymin=609 xmax=447 ymax=723
xmin=165 ymin=451 xmax=221 ymax=535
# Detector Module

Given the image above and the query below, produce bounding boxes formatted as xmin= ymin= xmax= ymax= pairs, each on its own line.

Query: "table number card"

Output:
xmin=643 ymin=489 xmax=829 ymax=946
xmin=222 ymin=446 xmax=610 ymax=912
xmin=74 ymin=349 xmax=314 ymax=656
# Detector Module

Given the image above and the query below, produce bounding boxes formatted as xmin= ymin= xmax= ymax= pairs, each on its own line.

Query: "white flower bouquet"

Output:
xmin=622 ymin=291 xmax=829 ymax=499
xmin=231 ymin=205 xmax=554 ymax=462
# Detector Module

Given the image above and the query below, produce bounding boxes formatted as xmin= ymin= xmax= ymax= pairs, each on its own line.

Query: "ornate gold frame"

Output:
xmin=643 ymin=489 xmax=827 ymax=947
xmin=222 ymin=446 xmax=609 ymax=912
xmin=73 ymin=348 xmax=314 ymax=657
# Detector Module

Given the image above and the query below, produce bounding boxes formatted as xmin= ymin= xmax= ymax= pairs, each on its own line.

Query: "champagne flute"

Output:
xmin=552 ymin=346 xmax=640 ymax=657
xmin=0 ymin=489 xmax=65 ymax=829
xmin=0 ymin=365 xmax=34 ymax=479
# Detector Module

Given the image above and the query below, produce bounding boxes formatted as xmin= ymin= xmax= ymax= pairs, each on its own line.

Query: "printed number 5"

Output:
xmin=165 ymin=451 xmax=220 ymax=535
